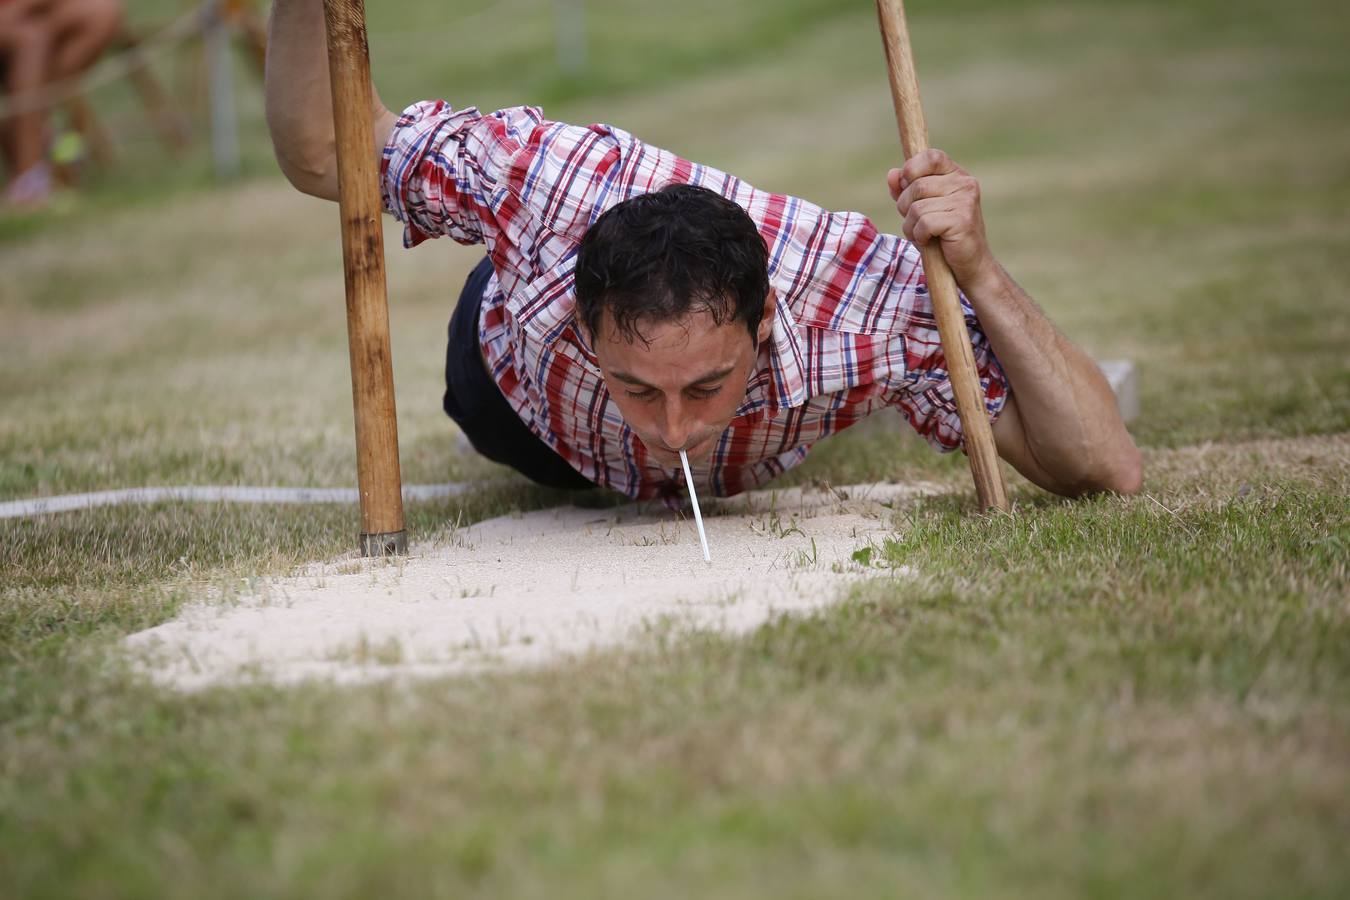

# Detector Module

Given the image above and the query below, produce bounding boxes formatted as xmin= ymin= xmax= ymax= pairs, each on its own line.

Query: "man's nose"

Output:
xmin=658 ymin=397 xmax=694 ymax=450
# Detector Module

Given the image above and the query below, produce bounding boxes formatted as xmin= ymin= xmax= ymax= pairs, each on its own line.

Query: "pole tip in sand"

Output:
xmin=679 ymin=450 xmax=711 ymax=564
xmin=359 ymin=530 xmax=408 ymax=557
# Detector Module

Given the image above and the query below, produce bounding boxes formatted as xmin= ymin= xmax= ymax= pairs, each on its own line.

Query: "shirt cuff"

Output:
xmin=893 ymin=286 xmax=1011 ymax=454
xmin=379 ymin=99 xmax=479 ymax=249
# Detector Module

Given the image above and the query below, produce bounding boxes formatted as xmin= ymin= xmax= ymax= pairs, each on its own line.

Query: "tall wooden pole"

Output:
xmin=205 ymin=6 xmax=239 ymax=180
xmin=875 ymin=0 xmax=1010 ymax=512
xmin=322 ymin=0 xmax=407 ymax=555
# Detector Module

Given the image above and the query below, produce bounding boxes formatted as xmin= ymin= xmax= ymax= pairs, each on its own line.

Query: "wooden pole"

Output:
xmin=64 ymin=96 xmax=116 ymax=166
xmin=321 ymin=0 xmax=407 ymax=555
xmin=223 ymin=0 xmax=269 ymax=76
xmin=124 ymin=52 xmax=192 ymax=155
xmin=205 ymin=8 xmax=240 ymax=180
xmin=875 ymin=0 xmax=1010 ymax=512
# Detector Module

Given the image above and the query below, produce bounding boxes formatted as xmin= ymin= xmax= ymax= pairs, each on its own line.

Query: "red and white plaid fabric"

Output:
xmin=381 ymin=101 xmax=1008 ymax=501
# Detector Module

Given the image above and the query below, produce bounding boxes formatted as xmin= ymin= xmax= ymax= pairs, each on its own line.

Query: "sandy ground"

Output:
xmin=124 ymin=482 xmax=935 ymax=690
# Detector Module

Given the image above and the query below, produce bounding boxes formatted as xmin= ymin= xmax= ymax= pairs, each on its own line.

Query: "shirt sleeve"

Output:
xmin=889 ymin=284 xmax=1010 ymax=454
xmin=380 ymin=100 xmax=651 ymax=277
xmin=381 ymin=100 xmax=771 ymax=283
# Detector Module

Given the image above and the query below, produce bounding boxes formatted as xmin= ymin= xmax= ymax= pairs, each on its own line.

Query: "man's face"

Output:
xmin=590 ymin=293 xmax=775 ymax=469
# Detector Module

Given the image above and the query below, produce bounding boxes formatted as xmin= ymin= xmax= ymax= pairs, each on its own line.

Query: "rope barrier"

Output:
xmin=0 ymin=0 xmax=221 ymax=119
xmin=0 ymin=482 xmax=479 ymax=519
xmin=364 ymin=0 xmax=510 ymax=48
xmin=0 ymin=0 xmax=516 ymax=120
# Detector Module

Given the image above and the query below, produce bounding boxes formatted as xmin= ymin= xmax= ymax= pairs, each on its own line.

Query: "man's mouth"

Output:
xmin=646 ymin=435 xmax=716 ymax=466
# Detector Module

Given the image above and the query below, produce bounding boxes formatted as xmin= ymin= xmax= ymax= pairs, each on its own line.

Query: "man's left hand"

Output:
xmin=887 ymin=149 xmax=998 ymax=293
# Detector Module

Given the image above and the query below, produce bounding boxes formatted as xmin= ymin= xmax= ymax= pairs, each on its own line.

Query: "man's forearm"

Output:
xmin=887 ymin=149 xmax=1142 ymax=496
xmin=265 ymin=0 xmax=395 ymax=201
xmin=965 ymin=263 xmax=1142 ymax=495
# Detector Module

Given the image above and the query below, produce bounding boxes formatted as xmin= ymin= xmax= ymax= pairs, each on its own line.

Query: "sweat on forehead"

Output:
xmin=573 ymin=183 xmax=770 ymax=343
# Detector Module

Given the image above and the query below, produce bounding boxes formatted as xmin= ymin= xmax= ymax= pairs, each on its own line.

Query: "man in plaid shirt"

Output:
xmin=265 ymin=2 xmax=1141 ymax=503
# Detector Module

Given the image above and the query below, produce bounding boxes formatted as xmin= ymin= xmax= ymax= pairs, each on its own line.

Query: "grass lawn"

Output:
xmin=1 ymin=0 xmax=1348 ymax=896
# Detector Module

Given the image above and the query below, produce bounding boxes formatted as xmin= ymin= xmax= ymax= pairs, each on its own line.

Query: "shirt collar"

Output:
xmin=734 ymin=292 xmax=808 ymax=417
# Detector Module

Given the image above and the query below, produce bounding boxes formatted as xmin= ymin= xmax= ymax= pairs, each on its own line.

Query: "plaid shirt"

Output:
xmin=381 ymin=101 xmax=1008 ymax=501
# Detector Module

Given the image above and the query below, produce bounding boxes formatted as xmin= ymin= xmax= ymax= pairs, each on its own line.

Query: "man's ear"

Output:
xmin=756 ymin=288 xmax=777 ymax=345
xmin=575 ymin=305 xmax=596 ymax=348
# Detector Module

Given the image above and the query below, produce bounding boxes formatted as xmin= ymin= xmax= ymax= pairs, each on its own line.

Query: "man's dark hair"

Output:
xmin=574 ymin=183 xmax=770 ymax=344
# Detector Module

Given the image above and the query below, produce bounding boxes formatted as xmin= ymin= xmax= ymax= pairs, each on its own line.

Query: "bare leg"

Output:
xmin=0 ymin=0 xmax=122 ymax=205
xmin=0 ymin=17 xmax=55 ymax=204
xmin=45 ymin=0 xmax=124 ymax=79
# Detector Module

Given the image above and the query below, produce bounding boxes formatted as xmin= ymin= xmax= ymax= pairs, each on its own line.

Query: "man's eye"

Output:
xmin=689 ymin=386 xmax=723 ymax=400
xmin=625 ymin=389 xmax=658 ymax=401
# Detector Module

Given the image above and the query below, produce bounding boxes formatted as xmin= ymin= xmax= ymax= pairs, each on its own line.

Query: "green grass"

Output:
xmin=2 ymin=0 xmax=1349 ymax=895
xmin=2 ymin=440 xmax=1346 ymax=898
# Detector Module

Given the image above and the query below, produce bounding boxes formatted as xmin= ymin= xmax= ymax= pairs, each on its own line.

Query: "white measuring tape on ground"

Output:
xmin=0 ymin=483 xmax=478 ymax=520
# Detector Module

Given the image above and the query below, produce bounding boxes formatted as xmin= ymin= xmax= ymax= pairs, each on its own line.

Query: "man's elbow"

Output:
xmin=273 ymin=145 xmax=338 ymax=201
xmin=265 ymin=107 xmax=339 ymax=200
xmin=1067 ymin=441 xmax=1143 ymax=498
xmin=1097 ymin=442 xmax=1143 ymax=496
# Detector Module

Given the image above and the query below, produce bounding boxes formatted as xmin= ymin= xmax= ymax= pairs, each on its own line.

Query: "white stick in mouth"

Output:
xmin=679 ymin=449 xmax=711 ymax=563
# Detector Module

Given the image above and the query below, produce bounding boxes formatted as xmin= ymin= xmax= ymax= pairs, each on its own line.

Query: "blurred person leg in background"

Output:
xmin=0 ymin=0 xmax=57 ymax=207
xmin=0 ymin=0 xmax=122 ymax=209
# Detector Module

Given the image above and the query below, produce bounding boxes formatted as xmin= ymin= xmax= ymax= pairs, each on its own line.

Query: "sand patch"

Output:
xmin=125 ymin=482 xmax=933 ymax=690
